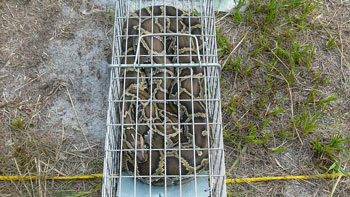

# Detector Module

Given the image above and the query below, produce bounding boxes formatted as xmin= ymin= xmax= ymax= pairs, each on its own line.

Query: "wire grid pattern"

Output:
xmin=102 ymin=0 xmax=226 ymax=196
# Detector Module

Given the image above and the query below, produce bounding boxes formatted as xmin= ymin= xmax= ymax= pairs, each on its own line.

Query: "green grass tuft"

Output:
xmin=313 ymin=135 xmax=350 ymax=175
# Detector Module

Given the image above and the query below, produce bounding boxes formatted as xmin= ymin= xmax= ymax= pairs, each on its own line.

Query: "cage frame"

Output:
xmin=102 ymin=0 xmax=227 ymax=196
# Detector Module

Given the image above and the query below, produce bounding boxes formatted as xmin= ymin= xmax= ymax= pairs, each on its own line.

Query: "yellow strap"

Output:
xmin=0 ymin=173 xmax=348 ymax=183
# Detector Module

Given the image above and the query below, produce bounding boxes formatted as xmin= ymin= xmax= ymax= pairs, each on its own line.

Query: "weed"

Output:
xmin=318 ymin=96 xmax=339 ymax=105
xmin=216 ymin=28 xmax=230 ymax=58
xmin=231 ymin=0 xmax=246 ymax=25
xmin=294 ymin=106 xmax=322 ymax=135
xmin=11 ymin=117 xmax=26 ymax=131
xmin=274 ymin=40 xmax=315 ymax=84
xmin=326 ymin=36 xmax=337 ymax=49
xmin=305 ymin=46 xmax=315 ymax=71
xmin=313 ymin=135 xmax=350 ymax=175
xmin=243 ymin=64 xmax=253 ymax=76
xmin=226 ymin=56 xmax=242 ymax=72
xmin=224 ymin=129 xmax=237 ymax=147
xmin=269 ymin=108 xmax=285 ymax=116
xmin=296 ymin=94 xmax=338 ymax=135
xmin=272 ymin=147 xmax=286 ymax=153
xmin=227 ymin=141 xmax=248 ymax=175
xmin=227 ymin=95 xmax=242 ymax=115
xmin=278 ymin=130 xmax=294 ymax=139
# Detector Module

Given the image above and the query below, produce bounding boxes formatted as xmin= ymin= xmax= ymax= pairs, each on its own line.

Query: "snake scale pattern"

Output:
xmin=119 ymin=5 xmax=211 ymax=186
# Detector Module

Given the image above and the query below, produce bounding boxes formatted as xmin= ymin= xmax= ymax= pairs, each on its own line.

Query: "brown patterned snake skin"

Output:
xmin=118 ymin=5 xmax=212 ymax=186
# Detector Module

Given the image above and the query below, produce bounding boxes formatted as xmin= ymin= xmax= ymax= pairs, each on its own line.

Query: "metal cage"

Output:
xmin=102 ymin=0 xmax=226 ymax=196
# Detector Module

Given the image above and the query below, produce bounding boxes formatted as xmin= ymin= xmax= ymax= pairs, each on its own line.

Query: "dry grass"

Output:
xmin=217 ymin=0 xmax=350 ymax=196
xmin=0 ymin=116 xmax=103 ymax=196
xmin=0 ymin=0 xmax=109 ymax=196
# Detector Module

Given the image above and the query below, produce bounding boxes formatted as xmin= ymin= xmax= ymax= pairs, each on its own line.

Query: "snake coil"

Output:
xmin=118 ymin=5 xmax=211 ymax=186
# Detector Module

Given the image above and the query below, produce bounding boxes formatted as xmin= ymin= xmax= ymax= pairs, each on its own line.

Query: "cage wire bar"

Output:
xmin=103 ymin=0 xmax=226 ymax=196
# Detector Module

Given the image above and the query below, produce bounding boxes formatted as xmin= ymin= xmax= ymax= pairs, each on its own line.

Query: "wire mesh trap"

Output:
xmin=103 ymin=0 xmax=226 ymax=196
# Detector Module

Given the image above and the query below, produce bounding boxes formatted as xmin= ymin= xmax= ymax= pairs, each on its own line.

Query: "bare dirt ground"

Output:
xmin=0 ymin=0 xmax=111 ymax=196
xmin=0 ymin=0 xmax=349 ymax=196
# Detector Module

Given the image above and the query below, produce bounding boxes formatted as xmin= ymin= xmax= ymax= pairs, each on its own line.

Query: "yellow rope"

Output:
xmin=225 ymin=173 xmax=349 ymax=184
xmin=0 ymin=174 xmax=103 ymax=181
xmin=0 ymin=172 xmax=348 ymax=183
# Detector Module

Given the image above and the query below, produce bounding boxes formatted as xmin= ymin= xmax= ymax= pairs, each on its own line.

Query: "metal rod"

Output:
xmin=108 ymin=63 xmax=221 ymax=69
